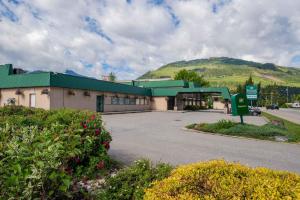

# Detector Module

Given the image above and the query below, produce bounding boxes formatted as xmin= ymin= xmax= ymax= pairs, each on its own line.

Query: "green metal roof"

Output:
xmin=152 ymin=87 xmax=231 ymax=100
xmin=0 ymin=64 xmax=151 ymax=96
xmin=0 ymin=64 xmax=231 ymax=99
xmin=0 ymin=64 xmax=51 ymax=88
xmin=131 ymin=80 xmax=189 ymax=88
xmin=50 ymin=73 xmax=151 ymax=96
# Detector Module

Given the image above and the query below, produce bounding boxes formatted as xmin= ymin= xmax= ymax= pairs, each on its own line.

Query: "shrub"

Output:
xmin=96 ymin=159 xmax=173 ymax=200
xmin=0 ymin=106 xmax=112 ymax=199
xmin=144 ymin=160 xmax=300 ymax=200
xmin=184 ymin=105 xmax=206 ymax=111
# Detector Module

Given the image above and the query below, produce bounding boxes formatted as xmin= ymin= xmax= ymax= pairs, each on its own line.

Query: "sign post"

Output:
xmin=246 ymin=85 xmax=258 ymax=107
xmin=231 ymin=94 xmax=249 ymax=124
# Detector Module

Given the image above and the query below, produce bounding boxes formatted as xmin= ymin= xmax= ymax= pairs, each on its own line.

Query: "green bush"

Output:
xmin=184 ymin=105 xmax=206 ymax=111
xmin=96 ymin=159 xmax=173 ymax=200
xmin=144 ymin=160 xmax=300 ymax=200
xmin=0 ymin=106 xmax=112 ymax=199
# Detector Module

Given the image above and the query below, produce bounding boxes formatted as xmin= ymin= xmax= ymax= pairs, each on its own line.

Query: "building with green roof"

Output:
xmin=0 ymin=64 xmax=231 ymax=112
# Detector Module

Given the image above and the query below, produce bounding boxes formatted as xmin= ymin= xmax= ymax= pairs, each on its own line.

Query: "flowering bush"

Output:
xmin=0 ymin=106 xmax=112 ymax=199
xmin=144 ymin=160 xmax=300 ymax=200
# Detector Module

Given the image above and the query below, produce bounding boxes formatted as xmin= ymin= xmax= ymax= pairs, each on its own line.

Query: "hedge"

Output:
xmin=144 ymin=160 xmax=300 ymax=200
xmin=0 ymin=106 xmax=112 ymax=199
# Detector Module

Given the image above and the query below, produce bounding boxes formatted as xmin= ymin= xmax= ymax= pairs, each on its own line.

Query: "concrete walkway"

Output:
xmin=103 ymin=112 xmax=300 ymax=173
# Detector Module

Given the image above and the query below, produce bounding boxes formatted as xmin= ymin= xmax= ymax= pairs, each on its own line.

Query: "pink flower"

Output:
xmin=102 ymin=141 xmax=110 ymax=150
xmin=96 ymin=160 xmax=105 ymax=169
xmin=95 ymin=129 xmax=101 ymax=136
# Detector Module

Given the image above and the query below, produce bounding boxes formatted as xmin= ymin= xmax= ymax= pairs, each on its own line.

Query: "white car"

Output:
xmin=292 ymin=102 xmax=300 ymax=108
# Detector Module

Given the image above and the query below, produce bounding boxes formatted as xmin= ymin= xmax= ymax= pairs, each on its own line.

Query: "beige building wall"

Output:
xmin=0 ymin=87 xmax=50 ymax=109
xmin=49 ymin=87 xmax=151 ymax=112
xmin=213 ymin=101 xmax=225 ymax=110
xmin=151 ymin=97 xmax=168 ymax=111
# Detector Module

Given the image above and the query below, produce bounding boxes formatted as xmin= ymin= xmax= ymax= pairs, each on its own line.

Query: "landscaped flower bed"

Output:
xmin=186 ymin=119 xmax=294 ymax=141
xmin=0 ymin=106 xmax=112 ymax=199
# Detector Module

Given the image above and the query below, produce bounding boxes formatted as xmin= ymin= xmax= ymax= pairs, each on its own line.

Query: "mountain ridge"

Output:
xmin=138 ymin=57 xmax=300 ymax=89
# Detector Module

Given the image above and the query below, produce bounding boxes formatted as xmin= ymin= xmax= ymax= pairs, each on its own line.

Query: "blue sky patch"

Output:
xmin=80 ymin=60 xmax=94 ymax=68
xmin=291 ymin=55 xmax=300 ymax=66
xmin=0 ymin=0 xmax=19 ymax=22
xmin=84 ymin=16 xmax=113 ymax=44
xmin=211 ymin=0 xmax=232 ymax=13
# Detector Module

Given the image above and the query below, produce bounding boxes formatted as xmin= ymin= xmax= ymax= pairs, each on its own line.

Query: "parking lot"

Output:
xmin=103 ymin=111 xmax=300 ymax=173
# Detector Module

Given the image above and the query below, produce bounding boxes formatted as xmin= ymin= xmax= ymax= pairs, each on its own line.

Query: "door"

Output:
xmin=167 ymin=96 xmax=175 ymax=110
xmin=96 ymin=95 xmax=104 ymax=112
xmin=30 ymin=94 xmax=36 ymax=108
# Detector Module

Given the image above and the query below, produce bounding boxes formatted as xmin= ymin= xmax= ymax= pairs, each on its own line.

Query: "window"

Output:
xmin=129 ymin=98 xmax=136 ymax=105
xmin=136 ymin=98 xmax=140 ymax=105
xmin=140 ymin=98 xmax=145 ymax=105
xmin=30 ymin=94 xmax=36 ymax=108
xmin=111 ymin=97 xmax=118 ymax=105
xmin=124 ymin=98 xmax=130 ymax=105
xmin=119 ymin=97 xmax=124 ymax=105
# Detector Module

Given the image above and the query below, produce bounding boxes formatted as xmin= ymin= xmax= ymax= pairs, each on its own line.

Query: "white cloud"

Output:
xmin=0 ymin=0 xmax=300 ymax=80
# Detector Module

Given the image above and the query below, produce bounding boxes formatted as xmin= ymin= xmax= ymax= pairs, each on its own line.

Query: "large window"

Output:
xmin=119 ymin=97 xmax=124 ymax=105
xmin=124 ymin=98 xmax=130 ymax=105
xmin=140 ymin=98 xmax=145 ymax=105
xmin=129 ymin=98 xmax=136 ymax=105
xmin=111 ymin=97 xmax=118 ymax=105
xmin=112 ymin=96 xmax=134 ymax=105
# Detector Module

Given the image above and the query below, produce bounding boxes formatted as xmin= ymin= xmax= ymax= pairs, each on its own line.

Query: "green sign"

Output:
xmin=246 ymin=85 xmax=258 ymax=100
xmin=231 ymin=93 xmax=249 ymax=117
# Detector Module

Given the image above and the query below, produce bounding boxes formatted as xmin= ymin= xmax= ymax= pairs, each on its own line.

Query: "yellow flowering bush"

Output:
xmin=144 ymin=160 xmax=300 ymax=200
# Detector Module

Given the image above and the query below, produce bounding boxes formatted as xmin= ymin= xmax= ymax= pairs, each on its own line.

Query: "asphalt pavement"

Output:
xmin=103 ymin=111 xmax=300 ymax=173
xmin=264 ymin=108 xmax=300 ymax=124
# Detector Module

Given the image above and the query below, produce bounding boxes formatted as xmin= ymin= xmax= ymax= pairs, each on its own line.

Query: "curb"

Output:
xmin=182 ymin=127 xmax=300 ymax=145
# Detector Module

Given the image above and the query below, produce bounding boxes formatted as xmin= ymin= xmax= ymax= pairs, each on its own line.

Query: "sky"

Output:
xmin=0 ymin=0 xmax=300 ymax=80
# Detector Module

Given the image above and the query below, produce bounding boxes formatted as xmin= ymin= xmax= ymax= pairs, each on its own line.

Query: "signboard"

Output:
xmin=246 ymin=85 xmax=258 ymax=100
xmin=231 ymin=94 xmax=249 ymax=116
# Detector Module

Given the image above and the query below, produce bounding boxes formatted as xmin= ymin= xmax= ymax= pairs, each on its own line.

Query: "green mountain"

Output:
xmin=138 ymin=57 xmax=300 ymax=89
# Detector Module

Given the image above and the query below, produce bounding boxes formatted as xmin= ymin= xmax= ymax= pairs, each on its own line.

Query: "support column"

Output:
xmin=174 ymin=95 xmax=178 ymax=111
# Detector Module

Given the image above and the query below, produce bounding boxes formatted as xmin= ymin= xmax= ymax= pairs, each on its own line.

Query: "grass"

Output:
xmin=262 ymin=112 xmax=300 ymax=142
xmin=186 ymin=119 xmax=298 ymax=142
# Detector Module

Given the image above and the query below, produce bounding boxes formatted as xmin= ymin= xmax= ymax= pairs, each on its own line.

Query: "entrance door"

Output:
xmin=29 ymin=94 xmax=36 ymax=108
xmin=96 ymin=95 xmax=104 ymax=112
xmin=167 ymin=96 xmax=175 ymax=110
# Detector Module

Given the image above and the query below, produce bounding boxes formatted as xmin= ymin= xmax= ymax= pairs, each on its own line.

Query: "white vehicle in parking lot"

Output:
xmin=292 ymin=102 xmax=300 ymax=108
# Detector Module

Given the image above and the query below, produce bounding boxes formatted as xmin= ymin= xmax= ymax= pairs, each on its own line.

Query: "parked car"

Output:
xmin=249 ymin=106 xmax=261 ymax=116
xmin=266 ymin=104 xmax=279 ymax=110
xmin=292 ymin=102 xmax=300 ymax=108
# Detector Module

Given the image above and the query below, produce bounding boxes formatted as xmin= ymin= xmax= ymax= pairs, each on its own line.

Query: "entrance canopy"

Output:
xmin=151 ymin=87 xmax=231 ymax=100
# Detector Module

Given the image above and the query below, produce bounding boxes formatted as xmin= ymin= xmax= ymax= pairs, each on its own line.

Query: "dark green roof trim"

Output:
xmin=152 ymin=87 xmax=231 ymax=100
xmin=0 ymin=64 xmax=151 ymax=96
xmin=131 ymin=80 xmax=189 ymax=88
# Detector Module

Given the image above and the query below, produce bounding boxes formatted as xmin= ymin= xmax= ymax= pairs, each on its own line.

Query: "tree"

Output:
xmin=108 ymin=72 xmax=116 ymax=82
xmin=174 ymin=69 xmax=209 ymax=87
xmin=245 ymin=74 xmax=254 ymax=86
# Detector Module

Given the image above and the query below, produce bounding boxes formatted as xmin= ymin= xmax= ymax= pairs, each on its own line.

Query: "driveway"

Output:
xmin=103 ymin=111 xmax=300 ymax=173
xmin=264 ymin=108 xmax=300 ymax=124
